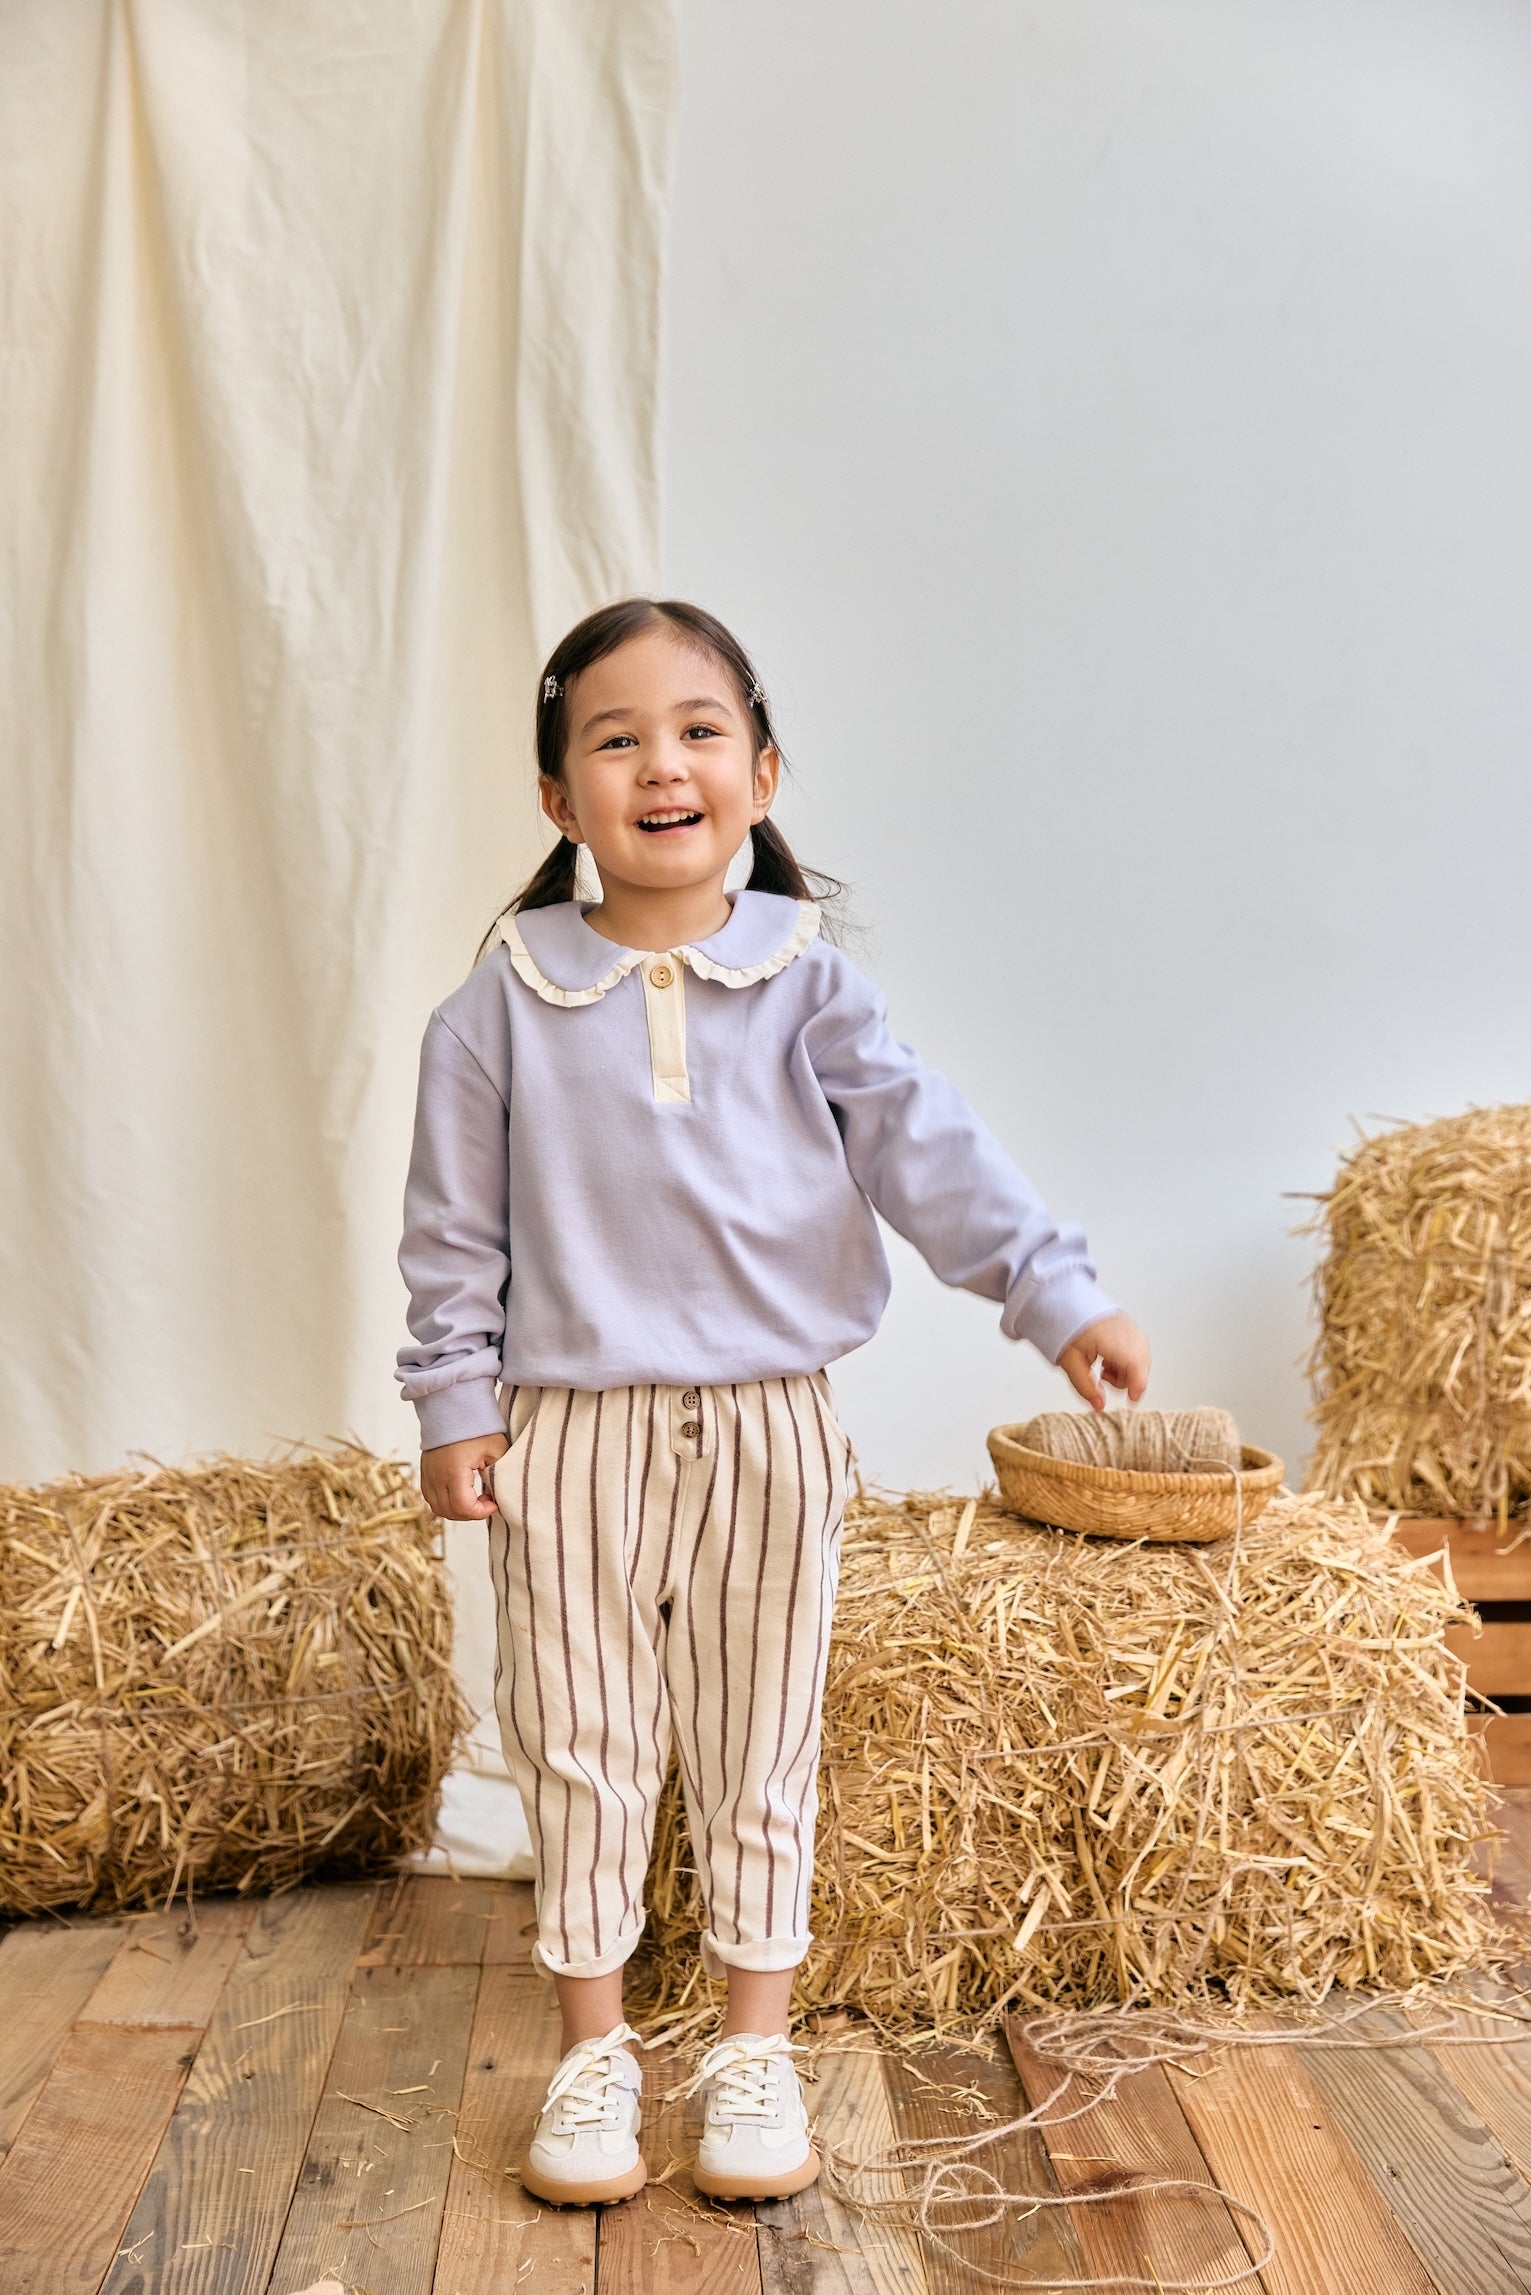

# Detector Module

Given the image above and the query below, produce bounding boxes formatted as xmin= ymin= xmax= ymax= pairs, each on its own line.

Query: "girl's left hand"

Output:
xmin=1057 ymin=1314 xmax=1151 ymax=1411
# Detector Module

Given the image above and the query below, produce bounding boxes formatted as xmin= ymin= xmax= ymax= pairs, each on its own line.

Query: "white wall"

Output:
xmin=663 ymin=0 xmax=1531 ymax=1494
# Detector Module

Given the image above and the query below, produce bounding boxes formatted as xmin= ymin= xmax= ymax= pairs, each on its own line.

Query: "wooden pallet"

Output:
xmin=1386 ymin=1517 xmax=1531 ymax=1783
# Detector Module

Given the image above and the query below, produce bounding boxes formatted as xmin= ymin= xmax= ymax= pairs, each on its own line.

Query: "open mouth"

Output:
xmin=635 ymin=810 xmax=704 ymax=834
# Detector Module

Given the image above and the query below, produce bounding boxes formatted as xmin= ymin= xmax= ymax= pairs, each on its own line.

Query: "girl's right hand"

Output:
xmin=420 ymin=1432 xmax=509 ymax=1522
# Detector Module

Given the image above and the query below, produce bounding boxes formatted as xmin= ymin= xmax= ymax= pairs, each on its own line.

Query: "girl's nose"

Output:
xmin=640 ymin=745 xmax=690 ymax=783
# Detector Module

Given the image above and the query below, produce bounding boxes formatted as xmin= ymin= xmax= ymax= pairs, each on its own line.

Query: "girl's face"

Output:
xmin=542 ymin=629 xmax=779 ymax=899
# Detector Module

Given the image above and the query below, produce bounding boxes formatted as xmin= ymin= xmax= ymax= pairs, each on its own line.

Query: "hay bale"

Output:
xmin=0 ymin=1445 xmax=464 ymax=1915
xmin=1306 ymin=1103 xmax=1531 ymax=1520
xmin=630 ymin=1488 xmax=1501 ymax=2032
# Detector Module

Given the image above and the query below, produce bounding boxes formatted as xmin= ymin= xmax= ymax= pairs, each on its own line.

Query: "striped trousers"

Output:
xmin=488 ymin=1374 xmax=852 ymax=1981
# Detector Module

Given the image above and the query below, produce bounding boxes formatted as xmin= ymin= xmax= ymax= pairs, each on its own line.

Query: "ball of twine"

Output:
xmin=1024 ymin=1406 xmax=1242 ymax=1476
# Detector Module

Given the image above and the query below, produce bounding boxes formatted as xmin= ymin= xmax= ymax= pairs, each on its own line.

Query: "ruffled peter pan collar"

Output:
xmin=500 ymin=890 xmax=820 ymax=1009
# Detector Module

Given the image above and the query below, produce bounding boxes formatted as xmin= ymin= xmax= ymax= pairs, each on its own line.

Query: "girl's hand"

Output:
xmin=420 ymin=1432 xmax=509 ymax=1522
xmin=1057 ymin=1314 xmax=1151 ymax=1412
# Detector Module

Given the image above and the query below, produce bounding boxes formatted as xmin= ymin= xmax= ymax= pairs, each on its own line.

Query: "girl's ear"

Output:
xmin=750 ymin=746 xmax=781 ymax=822
xmin=540 ymin=776 xmax=583 ymax=843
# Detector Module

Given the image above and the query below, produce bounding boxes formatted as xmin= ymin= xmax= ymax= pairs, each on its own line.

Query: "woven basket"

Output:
xmin=987 ymin=1425 xmax=1285 ymax=1544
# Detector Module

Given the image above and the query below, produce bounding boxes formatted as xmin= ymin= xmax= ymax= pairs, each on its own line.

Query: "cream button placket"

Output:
xmin=637 ymin=955 xmax=690 ymax=1101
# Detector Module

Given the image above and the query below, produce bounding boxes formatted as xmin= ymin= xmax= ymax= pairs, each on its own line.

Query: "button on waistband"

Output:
xmin=680 ymin=1418 xmax=701 ymax=1441
xmin=681 ymin=1388 xmax=701 ymax=1408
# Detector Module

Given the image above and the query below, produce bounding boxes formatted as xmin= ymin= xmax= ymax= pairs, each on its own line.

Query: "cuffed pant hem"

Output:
xmin=701 ymin=1929 xmax=813 ymax=1979
xmin=532 ymin=1915 xmax=646 ymax=1981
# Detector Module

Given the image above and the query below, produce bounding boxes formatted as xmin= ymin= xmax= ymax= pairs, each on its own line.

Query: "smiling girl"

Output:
xmin=397 ymin=597 xmax=1149 ymax=2208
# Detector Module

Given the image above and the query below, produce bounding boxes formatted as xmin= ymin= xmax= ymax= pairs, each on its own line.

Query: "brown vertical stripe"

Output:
xmin=615 ymin=1384 xmax=639 ymax=1925
xmin=702 ymin=1385 xmax=746 ymax=1907
xmin=726 ymin=1383 xmax=775 ymax=1944
xmin=585 ymin=1388 xmax=625 ymax=1939
xmin=551 ymin=1388 xmax=605 ymax=1957
xmin=757 ymin=1378 xmax=808 ymax=1931
xmin=681 ymin=1416 xmax=723 ymax=1811
xmin=646 ymin=1389 xmax=681 ymax=1804
xmin=516 ymin=1400 xmax=557 ymax=1952
xmin=492 ymin=1363 xmax=522 ymax=1728
xmin=778 ymin=1377 xmax=844 ymax=1932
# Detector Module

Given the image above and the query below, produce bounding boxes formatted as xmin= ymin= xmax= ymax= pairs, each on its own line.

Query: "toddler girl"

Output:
xmin=397 ymin=597 xmax=1149 ymax=2207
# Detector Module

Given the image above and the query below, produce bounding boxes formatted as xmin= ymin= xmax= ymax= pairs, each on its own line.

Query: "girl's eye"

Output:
xmin=597 ymin=733 xmax=638 ymax=749
xmin=682 ymin=724 xmax=720 ymax=740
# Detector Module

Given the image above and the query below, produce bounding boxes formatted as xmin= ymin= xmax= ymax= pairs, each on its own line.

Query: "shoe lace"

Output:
xmin=544 ymin=2023 xmax=641 ymax=2133
xmin=690 ymin=2032 xmax=798 ymax=2123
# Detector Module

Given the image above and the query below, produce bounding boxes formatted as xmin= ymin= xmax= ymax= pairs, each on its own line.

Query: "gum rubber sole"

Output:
xmin=692 ymin=2143 xmax=821 ymax=2202
xmin=519 ymin=2158 xmax=647 ymax=2208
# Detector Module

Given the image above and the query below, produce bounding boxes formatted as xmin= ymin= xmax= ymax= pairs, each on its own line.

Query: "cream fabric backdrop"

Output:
xmin=1 ymin=0 xmax=677 ymax=1871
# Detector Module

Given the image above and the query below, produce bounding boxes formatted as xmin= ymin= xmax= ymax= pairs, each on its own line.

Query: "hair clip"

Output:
xmin=542 ymin=673 xmax=562 ymax=703
xmin=748 ymin=680 xmax=765 ymax=706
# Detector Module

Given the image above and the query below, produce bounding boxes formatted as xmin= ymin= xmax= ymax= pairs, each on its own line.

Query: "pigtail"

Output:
xmin=474 ymin=837 xmax=579 ymax=962
xmin=746 ymin=817 xmax=813 ymax=900
xmin=513 ymin=836 xmax=581 ymax=914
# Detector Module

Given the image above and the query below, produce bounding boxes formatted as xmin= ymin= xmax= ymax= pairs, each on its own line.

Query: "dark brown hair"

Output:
xmin=477 ymin=598 xmax=841 ymax=957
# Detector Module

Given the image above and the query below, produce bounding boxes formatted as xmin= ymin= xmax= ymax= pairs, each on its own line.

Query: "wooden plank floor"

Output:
xmin=1 ymin=1798 xmax=1530 ymax=2294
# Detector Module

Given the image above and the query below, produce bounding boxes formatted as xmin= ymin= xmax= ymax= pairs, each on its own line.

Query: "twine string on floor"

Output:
xmin=812 ymin=1989 xmax=1531 ymax=2291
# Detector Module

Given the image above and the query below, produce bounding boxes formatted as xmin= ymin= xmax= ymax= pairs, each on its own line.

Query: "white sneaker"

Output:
xmin=520 ymin=2023 xmax=647 ymax=2206
xmin=691 ymin=2031 xmax=819 ymax=2200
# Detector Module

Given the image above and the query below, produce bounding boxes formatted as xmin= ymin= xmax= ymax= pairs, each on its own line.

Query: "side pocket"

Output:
xmin=808 ymin=1370 xmax=856 ymax=1473
xmin=490 ymin=1386 xmax=542 ymax=1518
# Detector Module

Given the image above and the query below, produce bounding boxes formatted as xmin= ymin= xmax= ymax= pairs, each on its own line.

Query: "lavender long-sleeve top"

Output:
xmin=396 ymin=891 xmax=1116 ymax=1448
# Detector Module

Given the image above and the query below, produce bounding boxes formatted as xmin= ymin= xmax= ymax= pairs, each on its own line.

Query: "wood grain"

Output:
xmin=356 ymin=1876 xmax=501 ymax=1968
xmin=1166 ymin=2035 xmax=1437 ymax=2294
xmin=1439 ymin=1782 xmax=1531 ymax=2181
xmin=0 ymin=2021 xmax=196 ymax=2294
xmin=1435 ymin=2042 xmax=1531 ymax=2194
xmin=1298 ymin=2009 xmax=1531 ymax=2294
xmin=0 ymin=1920 xmax=127 ymax=2158
xmin=597 ymin=2039 xmax=763 ymax=2295
xmin=1486 ymin=1789 xmax=1531 ymax=1914
xmin=1446 ymin=1617 xmax=1531 ymax=1695
xmin=880 ymin=2039 xmax=1086 ymax=2292
xmin=1007 ymin=2019 xmax=1261 ymax=2290
xmin=481 ymin=1880 xmax=537 ymax=1966
xmin=1482 ymin=1715 xmax=1531 ymax=1789
xmin=1388 ymin=1519 xmax=1531 ymax=1601
xmin=431 ymin=1967 xmax=597 ymax=2294
xmin=97 ymin=1882 xmax=375 ymax=2295
xmin=83 ymin=1899 xmax=255 ymax=2028
xmin=265 ymin=1961 xmax=478 ymax=2295
xmin=756 ymin=2044 xmax=925 ymax=2295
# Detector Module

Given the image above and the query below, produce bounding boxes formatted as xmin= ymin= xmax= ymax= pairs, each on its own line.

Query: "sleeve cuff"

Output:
xmin=413 ymin=1375 xmax=506 ymax=1450
xmin=1003 ymin=1273 xmax=1119 ymax=1365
